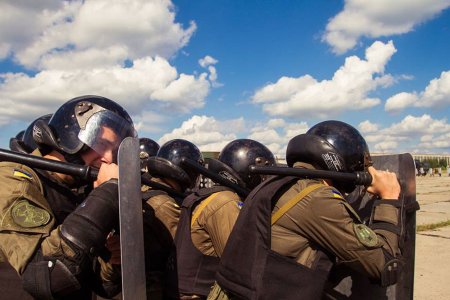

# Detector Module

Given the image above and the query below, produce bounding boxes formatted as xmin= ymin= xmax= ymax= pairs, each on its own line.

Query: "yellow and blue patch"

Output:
xmin=237 ymin=201 xmax=244 ymax=209
xmin=13 ymin=169 xmax=33 ymax=180
xmin=331 ymin=189 xmax=344 ymax=200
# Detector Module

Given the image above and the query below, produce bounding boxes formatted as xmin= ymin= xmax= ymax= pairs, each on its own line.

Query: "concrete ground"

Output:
xmin=414 ymin=175 xmax=450 ymax=299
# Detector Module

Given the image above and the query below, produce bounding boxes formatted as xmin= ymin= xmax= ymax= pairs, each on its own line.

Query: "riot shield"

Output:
xmin=326 ymin=153 xmax=417 ymax=300
xmin=118 ymin=137 xmax=147 ymax=299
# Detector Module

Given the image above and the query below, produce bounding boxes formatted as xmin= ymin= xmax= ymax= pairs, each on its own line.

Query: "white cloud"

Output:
xmin=373 ymin=140 xmax=399 ymax=153
xmin=0 ymin=0 xmax=196 ymax=69
xmin=133 ymin=109 xmax=167 ymax=135
xmin=363 ymin=114 xmax=450 ymax=154
xmin=158 ymin=115 xmax=245 ymax=152
xmin=0 ymin=0 xmax=218 ymax=123
xmin=198 ymin=55 xmax=222 ymax=87
xmin=385 ymin=92 xmax=419 ymax=112
xmin=156 ymin=115 xmax=310 ymax=158
xmin=198 ymin=55 xmax=218 ymax=68
xmin=0 ymin=56 xmax=211 ymax=120
xmin=323 ymin=0 xmax=450 ymax=54
xmin=387 ymin=114 xmax=450 ymax=135
xmin=385 ymin=71 xmax=450 ymax=112
xmin=251 ymin=41 xmax=396 ymax=118
xmin=416 ymin=132 xmax=450 ymax=151
xmin=248 ymin=119 xmax=310 ymax=158
xmin=358 ymin=120 xmax=379 ymax=133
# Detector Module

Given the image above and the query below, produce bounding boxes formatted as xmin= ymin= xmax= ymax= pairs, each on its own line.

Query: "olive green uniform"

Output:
xmin=272 ymin=177 xmax=398 ymax=280
xmin=208 ymin=163 xmax=400 ymax=299
xmin=0 ymin=156 xmax=119 ymax=298
xmin=190 ymin=190 xmax=242 ymax=257
xmin=142 ymin=177 xmax=181 ymax=238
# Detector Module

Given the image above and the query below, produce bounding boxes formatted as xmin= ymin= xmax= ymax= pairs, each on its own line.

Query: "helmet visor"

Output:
xmin=78 ymin=110 xmax=137 ymax=163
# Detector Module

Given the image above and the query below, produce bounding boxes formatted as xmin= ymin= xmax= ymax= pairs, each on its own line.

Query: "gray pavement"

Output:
xmin=414 ymin=176 xmax=450 ymax=299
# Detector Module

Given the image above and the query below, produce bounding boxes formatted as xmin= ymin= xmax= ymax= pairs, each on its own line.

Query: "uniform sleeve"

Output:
xmin=147 ymin=194 xmax=181 ymax=239
xmin=0 ymin=163 xmax=55 ymax=274
xmin=297 ymin=188 xmax=399 ymax=281
xmin=202 ymin=193 xmax=242 ymax=257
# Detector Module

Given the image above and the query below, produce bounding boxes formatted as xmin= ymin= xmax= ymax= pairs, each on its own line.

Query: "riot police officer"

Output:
xmin=142 ymin=138 xmax=203 ymax=299
xmin=0 ymin=95 xmax=136 ymax=299
xmin=169 ymin=139 xmax=276 ymax=299
xmin=211 ymin=121 xmax=402 ymax=300
xmin=139 ymin=137 xmax=160 ymax=172
xmin=9 ymin=114 xmax=52 ymax=154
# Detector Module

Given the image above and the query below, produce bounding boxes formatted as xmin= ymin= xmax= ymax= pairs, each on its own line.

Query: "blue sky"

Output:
xmin=0 ymin=0 xmax=449 ymax=158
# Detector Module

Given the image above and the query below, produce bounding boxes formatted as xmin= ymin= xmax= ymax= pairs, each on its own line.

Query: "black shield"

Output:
xmin=326 ymin=153 xmax=417 ymax=300
xmin=118 ymin=137 xmax=147 ymax=299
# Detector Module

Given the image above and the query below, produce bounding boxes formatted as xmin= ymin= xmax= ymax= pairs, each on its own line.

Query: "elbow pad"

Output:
xmin=22 ymin=250 xmax=83 ymax=299
xmin=60 ymin=179 xmax=119 ymax=257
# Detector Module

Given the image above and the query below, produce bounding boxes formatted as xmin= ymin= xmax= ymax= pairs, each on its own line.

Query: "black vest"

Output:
xmin=215 ymin=176 xmax=332 ymax=300
xmin=168 ymin=186 xmax=230 ymax=298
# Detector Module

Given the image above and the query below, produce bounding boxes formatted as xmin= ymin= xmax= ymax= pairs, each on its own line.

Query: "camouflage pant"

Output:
xmin=207 ymin=281 xmax=234 ymax=300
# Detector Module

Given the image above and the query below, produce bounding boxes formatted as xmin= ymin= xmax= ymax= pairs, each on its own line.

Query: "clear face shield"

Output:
xmin=78 ymin=109 xmax=137 ymax=164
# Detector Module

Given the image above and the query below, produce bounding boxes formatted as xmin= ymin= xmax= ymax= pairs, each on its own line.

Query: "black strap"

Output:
xmin=405 ymin=201 xmax=420 ymax=213
xmin=370 ymin=222 xmax=401 ymax=235
xmin=195 ymin=185 xmax=231 ymax=197
xmin=373 ymin=199 xmax=402 ymax=208
xmin=142 ymin=189 xmax=167 ymax=200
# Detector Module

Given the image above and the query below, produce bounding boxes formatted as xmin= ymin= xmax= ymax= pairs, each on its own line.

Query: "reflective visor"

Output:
xmin=78 ymin=110 xmax=137 ymax=163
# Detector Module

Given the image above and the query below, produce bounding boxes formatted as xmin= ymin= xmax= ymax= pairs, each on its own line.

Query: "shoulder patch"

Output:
xmin=353 ymin=223 xmax=378 ymax=247
xmin=13 ymin=169 xmax=33 ymax=180
xmin=331 ymin=188 xmax=344 ymax=200
xmin=237 ymin=201 xmax=244 ymax=209
xmin=11 ymin=200 xmax=51 ymax=228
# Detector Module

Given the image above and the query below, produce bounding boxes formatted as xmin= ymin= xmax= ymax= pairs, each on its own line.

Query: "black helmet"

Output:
xmin=22 ymin=114 xmax=53 ymax=152
xmin=9 ymin=114 xmax=53 ymax=154
xmin=139 ymin=138 xmax=160 ymax=170
xmin=286 ymin=120 xmax=371 ymax=192
xmin=9 ymin=130 xmax=26 ymax=153
xmin=139 ymin=138 xmax=160 ymax=159
xmin=147 ymin=139 xmax=204 ymax=191
xmin=208 ymin=139 xmax=276 ymax=190
xmin=33 ymin=95 xmax=136 ymax=163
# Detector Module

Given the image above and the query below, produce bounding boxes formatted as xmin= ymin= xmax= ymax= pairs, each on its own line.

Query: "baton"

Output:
xmin=248 ymin=165 xmax=373 ymax=186
xmin=0 ymin=148 xmax=185 ymax=199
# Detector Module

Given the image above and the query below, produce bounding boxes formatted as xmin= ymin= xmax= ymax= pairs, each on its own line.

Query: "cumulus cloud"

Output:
xmin=198 ymin=55 xmax=222 ymax=87
xmin=252 ymin=41 xmax=396 ymax=118
xmin=385 ymin=71 xmax=450 ymax=112
xmin=363 ymin=114 xmax=450 ymax=153
xmin=198 ymin=55 xmax=218 ymax=68
xmin=358 ymin=120 xmax=379 ymax=133
xmin=0 ymin=0 xmax=219 ymax=124
xmin=248 ymin=119 xmax=309 ymax=158
xmin=155 ymin=115 xmax=310 ymax=158
xmin=133 ymin=109 xmax=168 ymax=135
xmin=323 ymin=0 xmax=450 ymax=54
xmin=158 ymin=115 xmax=245 ymax=151
xmin=0 ymin=0 xmax=196 ymax=68
xmin=0 ymin=57 xmax=210 ymax=119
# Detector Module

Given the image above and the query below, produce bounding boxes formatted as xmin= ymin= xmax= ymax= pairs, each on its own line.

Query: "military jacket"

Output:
xmin=190 ymin=189 xmax=241 ymax=257
xmin=216 ymin=164 xmax=400 ymax=299
xmin=271 ymin=163 xmax=399 ymax=280
xmin=142 ymin=177 xmax=181 ymax=239
xmin=0 ymin=153 xmax=120 ymax=298
xmin=173 ymin=186 xmax=241 ymax=298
